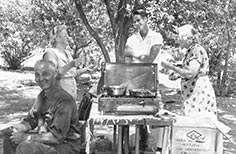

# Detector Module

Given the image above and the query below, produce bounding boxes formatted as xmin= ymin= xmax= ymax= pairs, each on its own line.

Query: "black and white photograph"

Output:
xmin=0 ymin=0 xmax=235 ymax=154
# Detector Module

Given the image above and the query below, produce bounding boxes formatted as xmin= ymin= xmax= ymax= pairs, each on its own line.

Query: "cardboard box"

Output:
xmin=171 ymin=116 xmax=222 ymax=154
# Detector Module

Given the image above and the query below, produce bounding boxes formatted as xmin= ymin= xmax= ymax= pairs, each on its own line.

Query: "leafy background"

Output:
xmin=1 ymin=0 xmax=236 ymax=96
xmin=1 ymin=0 xmax=236 ymax=153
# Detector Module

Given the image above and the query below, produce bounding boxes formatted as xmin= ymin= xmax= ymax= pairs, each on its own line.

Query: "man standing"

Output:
xmin=2 ymin=59 xmax=81 ymax=154
xmin=124 ymin=7 xmax=163 ymax=63
xmin=124 ymin=7 xmax=163 ymax=151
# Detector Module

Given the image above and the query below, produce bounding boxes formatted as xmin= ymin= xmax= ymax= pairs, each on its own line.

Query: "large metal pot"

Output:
xmin=103 ymin=85 xmax=127 ymax=96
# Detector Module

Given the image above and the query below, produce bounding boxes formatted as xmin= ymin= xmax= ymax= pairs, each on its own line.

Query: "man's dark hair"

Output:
xmin=132 ymin=7 xmax=148 ymax=18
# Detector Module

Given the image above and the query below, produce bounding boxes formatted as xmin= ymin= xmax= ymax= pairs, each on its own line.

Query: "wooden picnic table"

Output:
xmin=86 ymin=113 xmax=173 ymax=154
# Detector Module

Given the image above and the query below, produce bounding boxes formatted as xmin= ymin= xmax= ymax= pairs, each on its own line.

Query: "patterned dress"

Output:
xmin=181 ymin=44 xmax=217 ymax=117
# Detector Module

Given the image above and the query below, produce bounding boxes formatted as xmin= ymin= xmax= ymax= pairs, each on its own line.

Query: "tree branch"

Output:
xmin=103 ymin=0 xmax=116 ymax=36
xmin=116 ymin=0 xmax=125 ymax=25
xmin=76 ymin=40 xmax=92 ymax=56
xmin=74 ymin=0 xmax=110 ymax=62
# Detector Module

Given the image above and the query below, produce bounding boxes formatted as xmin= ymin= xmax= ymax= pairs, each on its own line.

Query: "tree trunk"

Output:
xmin=104 ymin=0 xmax=133 ymax=63
xmin=113 ymin=0 xmax=141 ymax=63
xmin=114 ymin=12 xmax=132 ymax=63
xmin=74 ymin=0 xmax=110 ymax=62
xmin=221 ymin=29 xmax=231 ymax=95
xmin=216 ymin=49 xmax=222 ymax=96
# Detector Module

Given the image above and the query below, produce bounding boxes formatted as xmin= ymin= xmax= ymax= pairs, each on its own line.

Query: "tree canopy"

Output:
xmin=1 ymin=0 xmax=236 ymax=96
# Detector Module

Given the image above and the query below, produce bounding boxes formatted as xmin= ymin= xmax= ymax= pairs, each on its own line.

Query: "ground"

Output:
xmin=0 ymin=69 xmax=236 ymax=154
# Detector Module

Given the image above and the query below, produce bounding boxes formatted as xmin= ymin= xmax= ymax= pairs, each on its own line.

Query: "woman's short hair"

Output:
xmin=49 ymin=24 xmax=67 ymax=47
xmin=178 ymin=24 xmax=199 ymax=42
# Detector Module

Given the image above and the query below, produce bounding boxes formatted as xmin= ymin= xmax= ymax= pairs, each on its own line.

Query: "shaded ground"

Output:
xmin=0 ymin=69 xmax=236 ymax=153
xmin=217 ymin=97 xmax=236 ymax=154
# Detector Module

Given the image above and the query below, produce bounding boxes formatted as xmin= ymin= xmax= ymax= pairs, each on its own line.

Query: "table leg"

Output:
xmin=123 ymin=126 xmax=129 ymax=154
xmin=113 ymin=125 xmax=117 ymax=154
xmin=118 ymin=125 xmax=123 ymax=154
xmin=161 ymin=126 xmax=170 ymax=154
xmin=135 ymin=125 xmax=140 ymax=154
xmin=85 ymin=120 xmax=93 ymax=154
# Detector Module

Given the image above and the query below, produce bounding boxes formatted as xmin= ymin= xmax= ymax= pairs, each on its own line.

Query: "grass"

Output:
xmin=0 ymin=69 xmax=236 ymax=154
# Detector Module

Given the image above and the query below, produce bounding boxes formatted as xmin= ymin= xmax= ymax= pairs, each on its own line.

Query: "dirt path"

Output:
xmin=0 ymin=69 xmax=236 ymax=154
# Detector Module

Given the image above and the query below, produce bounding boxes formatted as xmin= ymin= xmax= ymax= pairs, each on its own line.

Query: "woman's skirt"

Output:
xmin=59 ymin=77 xmax=77 ymax=100
xmin=181 ymin=76 xmax=217 ymax=117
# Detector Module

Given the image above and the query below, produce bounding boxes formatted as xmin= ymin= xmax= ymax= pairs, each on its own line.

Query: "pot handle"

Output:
xmin=100 ymin=85 xmax=109 ymax=96
xmin=138 ymin=100 xmax=146 ymax=106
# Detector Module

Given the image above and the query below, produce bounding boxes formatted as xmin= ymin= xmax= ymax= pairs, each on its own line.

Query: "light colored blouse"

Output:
xmin=43 ymin=47 xmax=77 ymax=99
xmin=44 ymin=47 xmax=76 ymax=78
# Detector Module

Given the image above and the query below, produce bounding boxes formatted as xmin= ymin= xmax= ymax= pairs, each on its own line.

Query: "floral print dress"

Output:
xmin=181 ymin=44 xmax=217 ymax=117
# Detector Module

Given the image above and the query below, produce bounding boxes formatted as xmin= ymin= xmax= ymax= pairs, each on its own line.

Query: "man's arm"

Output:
xmin=12 ymin=121 xmax=32 ymax=132
xmin=7 ymin=121 xmax=33 ymax=144
xmin=137 ymin=44 xmax=162 ymax=63
xmin=29 ymin=132 xmax=60 ymax=144
xmin=124 ymin=45 xmax=134 ymax=63
xmin=10 ymin=129 xmax=59 ymax=144
xmin=0 ymin=122 xmax=31 ymax=138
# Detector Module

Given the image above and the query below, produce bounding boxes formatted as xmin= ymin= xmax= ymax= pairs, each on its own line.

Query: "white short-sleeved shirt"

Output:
xmin=126 ymin=29 xmax=163 ymax=63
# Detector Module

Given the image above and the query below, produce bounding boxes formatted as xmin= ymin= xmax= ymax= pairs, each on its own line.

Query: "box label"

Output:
xmin=171 ymin=127 xmax=217 ymax=154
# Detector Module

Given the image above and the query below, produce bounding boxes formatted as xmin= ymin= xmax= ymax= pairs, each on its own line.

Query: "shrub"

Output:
xmin=1 ymin=37 xmax=31 ymax=70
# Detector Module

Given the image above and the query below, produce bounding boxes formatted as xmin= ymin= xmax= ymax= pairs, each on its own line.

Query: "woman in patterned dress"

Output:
xmin=43 ymin=25 xmax=92 ymax=100
xmin=161 ymin=24 xmax=217 ymax=118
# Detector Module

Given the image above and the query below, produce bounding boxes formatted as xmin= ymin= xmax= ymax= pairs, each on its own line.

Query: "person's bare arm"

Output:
xmin=44 ymin=51 xmax=82 ymax=76
xmin=161 ymin=59 xmax=200 ymax=79
xmin=30 ymin=132 xmax=60 ymax=144
xmin=10 ymin=130 xmax=60 ymax=144
xmin=124 ymin=45 xmax=134 ymax=63
xmin=76 ymin=66 xmax=95 ymax=76
xmin=60 ymin=60 xmax=76 ymax=75
xmin=137 ymin=44 xmax=162 ymax=63
xmin=12 ymin=121 xmax=32 ymax=132
xmin=9 ymin=122 xmax=33 ymax=144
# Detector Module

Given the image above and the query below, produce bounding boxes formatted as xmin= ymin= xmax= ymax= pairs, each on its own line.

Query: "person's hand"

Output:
xmin=124 ymin=45 xmax=133 ymax=56
xmin=38 ymin=125 xmax=47 ymax=134
xmin=10 ymin=131 xmax=28 ymax=144
xmin=131 ymin=56 xmax=144 ymax=63
xmin=124 ymin=56 xmax=133 ymax=63
xmin=161 ymin=61 xmax=174 ymax=70
xmin=169 ymin=72 xmax=180 ymax=80
xmin=137 ymin=55 xmax=147 ymax=62
xmin=0 ymin=127 xmax=14 ymax=138
xmin=159 ymin=68 xmax=170 ymax=74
